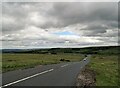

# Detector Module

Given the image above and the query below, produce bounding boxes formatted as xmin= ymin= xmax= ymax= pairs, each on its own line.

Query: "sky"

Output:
xmin=1 ymin=2 xmax=119 ymax=49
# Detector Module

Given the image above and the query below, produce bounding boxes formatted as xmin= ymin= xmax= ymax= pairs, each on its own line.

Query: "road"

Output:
xmin=1 ymin=57 xmax=90 ymax=87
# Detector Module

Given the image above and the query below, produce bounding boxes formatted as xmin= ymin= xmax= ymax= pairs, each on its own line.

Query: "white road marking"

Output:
xmin=61 ymin=64 xmax=68 ymax=67
xmin=1 ymin=69 xmax=54 ymax=87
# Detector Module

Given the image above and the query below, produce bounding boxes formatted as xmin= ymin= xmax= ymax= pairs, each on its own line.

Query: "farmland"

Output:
xmin=2 ymin=53 xmax=84 ymax=72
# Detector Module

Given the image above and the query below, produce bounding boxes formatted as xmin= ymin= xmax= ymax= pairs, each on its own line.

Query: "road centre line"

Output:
xmin=61 ymin=64 xmax=69 ymax=67
xmin=1 ymin=69 xmax=54 ymax=88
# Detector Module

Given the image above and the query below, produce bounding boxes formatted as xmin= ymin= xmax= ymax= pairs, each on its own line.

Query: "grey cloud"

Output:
xmin=1 ymin=2 xmax=118 ymax=49
xmin=2 ymin=3 xmax=28 ymax=33
xmin=2 ymin=2 xmax=51 ymax=33
xmin=43 ymin=2 xmax=118 ymax=28
xmin=39 ymin=2 xmax=118 ymax=38
xmin=80 ymin=23 xmax=107 ymax=36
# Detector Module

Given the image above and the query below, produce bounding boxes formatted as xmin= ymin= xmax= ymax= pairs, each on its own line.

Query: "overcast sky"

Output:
xmin=1 ymin=2 xmax=118 ymax=49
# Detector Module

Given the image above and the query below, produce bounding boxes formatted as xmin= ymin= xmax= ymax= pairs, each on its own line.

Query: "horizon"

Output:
xmin=1 ymin=45 xmax=119 ymax=50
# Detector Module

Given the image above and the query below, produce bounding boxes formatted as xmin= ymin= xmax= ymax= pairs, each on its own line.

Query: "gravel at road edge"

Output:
xmin=76 ymin=66 xmax=96 ymax=88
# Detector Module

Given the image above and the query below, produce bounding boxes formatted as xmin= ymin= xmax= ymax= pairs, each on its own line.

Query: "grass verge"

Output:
xmin=88 ymin=55 xmax=118 ymax=86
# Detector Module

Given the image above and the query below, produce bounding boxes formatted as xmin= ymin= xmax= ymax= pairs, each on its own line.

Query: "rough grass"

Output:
xmin=0 ymin=54 xmax=2 ymax=73
xmin=0 ymin=62 xmax=2 ymax=73
xmin=2 ymin=53 xmax=84 ymax=72
xmin=89 ymin=55 xmax=118 ymax=86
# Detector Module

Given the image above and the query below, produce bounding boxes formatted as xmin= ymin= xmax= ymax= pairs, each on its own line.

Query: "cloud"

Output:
xmin=1 ymin=2 xmax=118 ymax=49
xmin=43 ymin=2 xmax=117 ymax=27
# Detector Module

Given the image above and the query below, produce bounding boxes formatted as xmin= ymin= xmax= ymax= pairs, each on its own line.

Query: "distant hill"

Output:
xmin=2 ymin=49 xmax=25 ymax=53
xmin=2 ymin=46 xmax=119 ymax=55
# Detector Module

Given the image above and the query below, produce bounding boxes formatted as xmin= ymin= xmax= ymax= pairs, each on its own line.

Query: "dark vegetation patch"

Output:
xmin=60 ymin=59 xmax=70 ymax=62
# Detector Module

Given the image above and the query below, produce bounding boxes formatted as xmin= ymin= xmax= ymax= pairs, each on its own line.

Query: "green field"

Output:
xmin=2 ymin=53 xmax=84 ymax=72
xmin=89 ymin=55 xmax=118 ymax=86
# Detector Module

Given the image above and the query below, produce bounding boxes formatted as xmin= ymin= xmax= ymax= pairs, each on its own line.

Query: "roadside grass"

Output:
xmin=0 ymin=54 xmax=2 ymax=73
xmin=2 ymin=53 xmax=84 ymax=72
xmin=89 ymin=55 xmax=118 ymax=86
xmin=0 ymin=62 xmax=2 ymax=73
